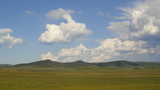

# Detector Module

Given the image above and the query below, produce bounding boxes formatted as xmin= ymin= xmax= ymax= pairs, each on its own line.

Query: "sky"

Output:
xmin=1 ymin=0 xmax=160 ymax=64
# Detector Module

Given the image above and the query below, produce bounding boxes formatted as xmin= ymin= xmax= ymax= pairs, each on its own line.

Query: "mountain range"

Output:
xmin=9 ymin=60 xmax=160 ymax=69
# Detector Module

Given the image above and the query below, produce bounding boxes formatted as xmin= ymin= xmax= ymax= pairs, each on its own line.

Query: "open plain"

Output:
xmin=0 ymin=67 xmax=160 ymax=90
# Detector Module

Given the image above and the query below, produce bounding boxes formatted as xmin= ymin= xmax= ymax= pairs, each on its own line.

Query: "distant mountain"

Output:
xmin=97 ymin=60 xmax=160 ymax=68
xmin=13 ymin=60 xmax=94 ymax=68
xmin=14 ymin=60 xmax=64 ymax=68
xmin=137 ymin=62 xmax=160 ymax=68
xmin=0 ymin=64 xmax=12 ymax=67
xmin=64 ymin=60 xmax=95 ymax=68
xmin=97 ymin=60 xmax=139 ymax=68
xmin=12 ymin=60 xmax=160 ymax=69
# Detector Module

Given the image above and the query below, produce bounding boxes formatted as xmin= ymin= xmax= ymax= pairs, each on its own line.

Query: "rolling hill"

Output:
xmin=4 ymin=60 xmax=160 ymax=69
xmin=0 ymin=64 xmax=12 ymax=67
xmin=13 ymin=60 xmax=94 ymax=68
xmin=14 ymin=60 xmax=63 ymax=68
xmin=97 ymin=61 xmax=139 ymax=68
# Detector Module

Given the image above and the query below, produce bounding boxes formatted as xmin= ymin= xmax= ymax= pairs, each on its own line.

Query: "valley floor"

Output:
xmin=0 ymin=68 xmax=160 ymax=90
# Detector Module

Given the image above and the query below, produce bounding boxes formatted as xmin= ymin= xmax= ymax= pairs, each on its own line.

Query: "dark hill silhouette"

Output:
xmin=11 ymin=60 xmax=160 ymax=69
xmin=14 ymin=60 xmax=95 ymax=68
xmin=64 ymin=60 xmax=95 ymax=68
xmin=97 ymin=60 xmax=139 ymax=68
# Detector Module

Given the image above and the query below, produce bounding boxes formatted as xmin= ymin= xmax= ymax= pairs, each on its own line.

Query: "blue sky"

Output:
xmin=1 ymin=0 xmax=160 ymax=64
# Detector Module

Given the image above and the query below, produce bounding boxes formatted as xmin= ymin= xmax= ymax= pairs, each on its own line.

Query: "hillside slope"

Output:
xmin=97 ymin=61 xmax=139 ymax=68
xmin=11 ymin=60 xmax=160 ymax=69
xmin=13 ymin=60 xmax=95 ymax=68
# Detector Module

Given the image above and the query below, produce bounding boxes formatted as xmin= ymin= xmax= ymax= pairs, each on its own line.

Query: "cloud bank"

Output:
xmin=111 ymin=0 xmax=160 ymax=42
xmin=107 ymin=0 xmax=160 ymax=56
xmin=39 ymin=8 xmax=92 ymax=44
xmin=0 ymin=28 xmax=23 ymax=48
xmin=42 ymin=38 xmax=147 ymax=62
xmin=41 ymin=0 xmax=160 ymax=62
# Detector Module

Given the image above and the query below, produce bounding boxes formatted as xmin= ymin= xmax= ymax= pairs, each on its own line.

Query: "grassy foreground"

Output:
xmin=0 ymin=68 xmax=160 ymax=90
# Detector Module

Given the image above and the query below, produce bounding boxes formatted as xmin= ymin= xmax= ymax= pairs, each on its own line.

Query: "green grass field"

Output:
xmin=0 ymin=68 xmax=160 ymax=90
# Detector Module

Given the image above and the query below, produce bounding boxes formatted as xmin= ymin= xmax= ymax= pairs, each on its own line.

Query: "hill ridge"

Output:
xmin=5 ymin=60 xmax=160 ymax=69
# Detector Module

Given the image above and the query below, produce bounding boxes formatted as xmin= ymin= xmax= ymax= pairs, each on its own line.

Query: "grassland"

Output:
xmin=0 ymin=68 xmax=160 ymax=90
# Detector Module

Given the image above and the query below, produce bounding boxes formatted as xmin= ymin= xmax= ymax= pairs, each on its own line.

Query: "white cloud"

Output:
xmin=106 ymin=0 xmax=160 ymax=62
xmin=95 ymin=38 xmax=147 ymax=58
xmin=0 ymin=34 xmax=23 ymax=48
xmin=114 ymin=13 xmax=131 ymax=19
xmin=28 ymin=43 xmax=33 ymax=46
xmin=107 ymin=21 xmax=130 ymax=36
xmin=98 ymin=11 xmax=112 ymax=17
xmin=98 ymin=11 xmax=105 ymax=16
xmin=148 ymin=45 xmax=160 ymax=54
xmin=41 ymin=44 xmax=106 ymax=62
xmin=41 ymin=52 xmax=58 ymax=61
xmin=108 ymin=0 xmax=160 ymax=49
xmin=0 ymin=28 xmax=13 ymax=34
xmin=41 ymin=1 xmax=160 ymax=62
xmin=39 ymin=8 xmax=92 ymax=44
xmin=98 ymin=38 xmax=142 ymax=52
xmin=46 ymin=8 xmax=74 ymax=20
xmin=25 ymin=10 xmax=34 ymax=14
xmin=0 ymin=29 xmax=23 ymax=48
xmin=114 ymin=0 xmax=160 ymax=42
xmin=42 ymin=38 xmax=147 ymax=62
xmin=58 ymin=44 xmax=92 ymax=62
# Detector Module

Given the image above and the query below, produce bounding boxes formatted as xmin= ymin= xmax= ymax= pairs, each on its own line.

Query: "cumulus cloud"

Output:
xmin=42 ymin=44 xmax=108 ymax=62
xmin=42 ymin=38 xmax=147 ymax=62
xmin=0 ymin=28 xmax=23 ymax=48
xmin=108 ymin=0 xmax=160 ymax=49
xmin=41 ymin=0 xmax=160 ymax=62
xmin=0 ymin=28 xmax=13 ymax=34
xmin=46 ymin=8 xmax=74 ymax=20
xmin=97 ymin=38 xmax=146 ymax=53
xmin=93 ymin=38 xmax=147 ymax=58
xmin=41 ymin=52 xmax=58 ymax=61
xmin=110 ymin=0 xmax=160 ymax=42
xmin=106 ymin=0 xmax=160 ymax=58
xmin=39 ymin=8 xmax=92 ymax=44
xmin=58 ymin=44 xmax=93 ymax=62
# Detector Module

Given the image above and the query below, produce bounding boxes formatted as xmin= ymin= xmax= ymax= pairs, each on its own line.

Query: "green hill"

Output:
xmin=137 ymin=62 xmax=160 ymax=68
xmin=97 ymin=60 xmax=139 ymax=68
xmin=64 ymin=60 xmax=95 ymax=68
xmin=13 ymin=60 xmax=95 ymax=68
xmin=14 ymin=60 xmax=65 ymax=68
xmin=11 ymin=60 xmax=160 ymax=69
xmin=97 ymin=60 xmax=160 ymax=68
